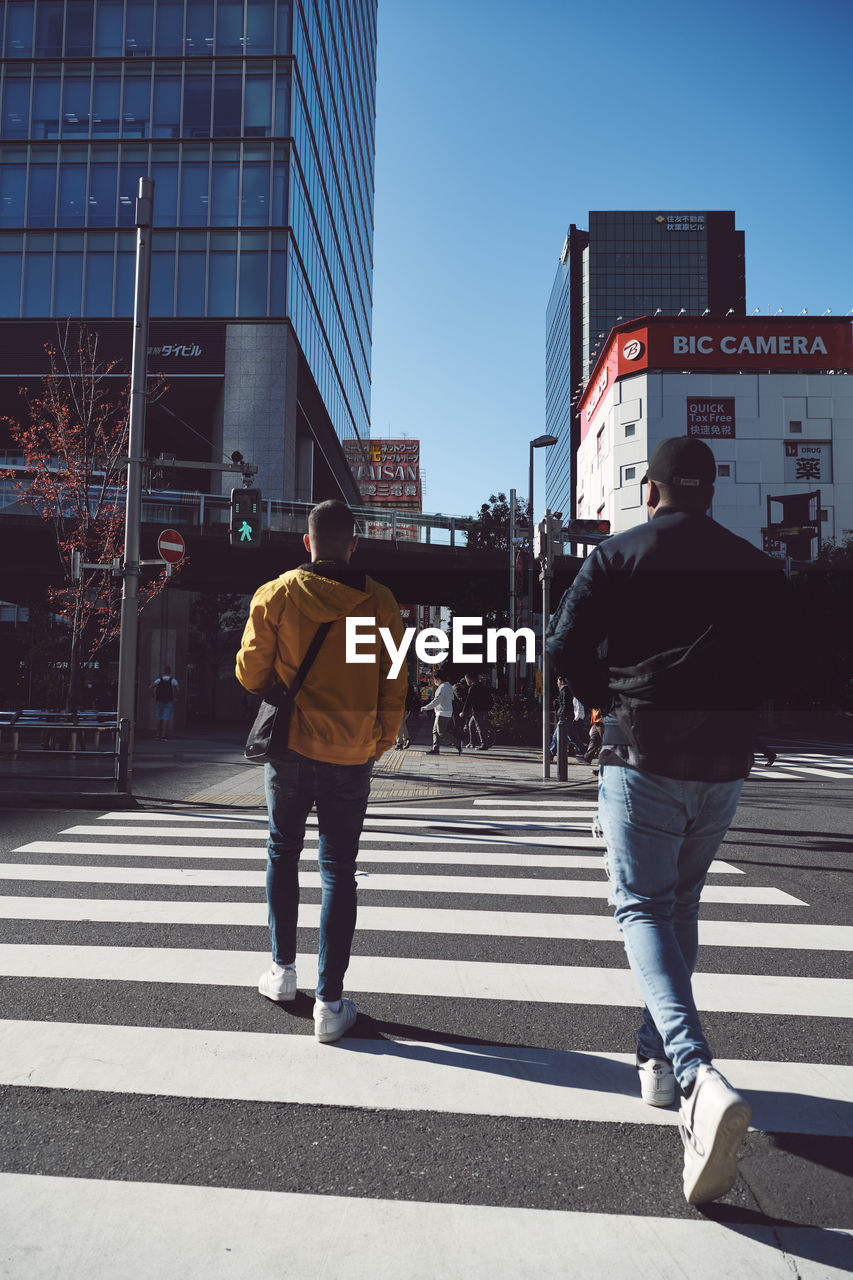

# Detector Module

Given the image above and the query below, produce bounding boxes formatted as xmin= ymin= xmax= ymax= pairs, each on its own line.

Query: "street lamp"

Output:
xmin=527 ymin=434 xmax=558 ymax=628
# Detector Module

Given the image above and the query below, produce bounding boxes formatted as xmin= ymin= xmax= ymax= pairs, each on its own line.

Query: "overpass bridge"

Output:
xmin=0 ymin=486 xmax=583 ymax=611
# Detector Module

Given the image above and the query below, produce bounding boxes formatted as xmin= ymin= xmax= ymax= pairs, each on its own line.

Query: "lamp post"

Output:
xmin=116 ymin=176 xmax=154 ymax=791
xmin=527 ymin=433 xmax=557 ymax=636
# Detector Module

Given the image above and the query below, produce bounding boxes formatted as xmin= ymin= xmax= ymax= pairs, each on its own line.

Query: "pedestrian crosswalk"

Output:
xmin=0 ymin=793 xmax=850 ymax=1278
xmin=745 ymin=746 xmax=853 ymax=783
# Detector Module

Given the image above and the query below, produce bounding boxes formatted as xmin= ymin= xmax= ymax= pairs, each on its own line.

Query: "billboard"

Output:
xmin=686 ymin=398 xmax=735 ymax=438
xmin=343 ymin=438 xmax=422 ymax=508
xmin=579 ymin=319 xmax=853 ymax=438
xmin=784 ymin=441 xmax=832 ymax=484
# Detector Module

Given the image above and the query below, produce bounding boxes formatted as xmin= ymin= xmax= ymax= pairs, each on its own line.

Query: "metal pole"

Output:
xmin=541 ymin=557 xmax=551 ymax=780
xmin=508 ymin=489 xmax=516 ymax=700
xmin=527 ymin=442 xmax=534 ymax=634
xmin=116 ymin=176 xmax=154 ymax=791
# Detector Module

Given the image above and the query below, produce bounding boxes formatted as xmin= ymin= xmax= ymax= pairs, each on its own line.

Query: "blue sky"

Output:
xmin=369 ymin=0 xmax=852 ymax=519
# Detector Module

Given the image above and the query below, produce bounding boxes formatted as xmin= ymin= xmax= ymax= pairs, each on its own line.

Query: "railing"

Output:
xmin=0 ymin=473 xmax=474 ymax=548
xmin=0 ymin=710 xmax=131 ymax=793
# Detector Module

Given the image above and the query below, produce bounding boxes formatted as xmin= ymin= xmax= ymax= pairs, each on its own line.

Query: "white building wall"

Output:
xmin=578 ymin=372 xmax=853 ymax=551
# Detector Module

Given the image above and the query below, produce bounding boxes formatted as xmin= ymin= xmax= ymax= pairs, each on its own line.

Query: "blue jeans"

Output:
xmin=264 ymin=750 xmax=374 ymax=1002
xmin=597 ymin=763 xmax=743 ymax=1088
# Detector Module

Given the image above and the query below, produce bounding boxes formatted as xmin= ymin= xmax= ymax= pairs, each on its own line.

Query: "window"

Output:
xmin=789 ymin=420 xmax=803 ymax=433
xmin=183 ymin=70 xmax=213 ymax=136
xmin=217 ymin=0 xmax=245 ymax=53
xmin=34 ymin=0 xmax=64 ymax=56
xmin=213 ymin=73 xmax=242 ymax=137
xmin=5 ymin=1 xmax=35 ymax=57
xmin=180 ymin=153 xmax=210 ymax=225
xmin=152 ymin=75 xmax=181 ymax=139
xmin=1 ymin=72 xmax=31 ymax=139
xmin=23 ymin=237 xmax=54 ymax=314
xmin=92 ymin=75 xmax=121 ymax=137
xmin=156 ymin=1 xmax=185 ymax=55
xmin=624 ymin=466 xmax=636 ymax=481
xmin=0 ymin=236 xmax=23 ymax=313
xmin=717 ymin=464 xmax=731 ymax=478
xmin=94 ymin=0 xmax=124 ymax=56
xmin=0 ymin=165 xmax=26 ymax=226
xmin=624 ymin=423 xmax=635 ymax=438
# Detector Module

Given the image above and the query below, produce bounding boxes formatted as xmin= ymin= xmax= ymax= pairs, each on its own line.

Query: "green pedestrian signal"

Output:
xmin=230 ymin=487 xmax=262 ymax=547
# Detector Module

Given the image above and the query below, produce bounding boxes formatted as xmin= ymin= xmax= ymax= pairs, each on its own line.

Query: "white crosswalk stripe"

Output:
xmin=1 ymin=793 xmax=848 ymax=1276
xmin=746 ymin=749 xmax=853 ymax=783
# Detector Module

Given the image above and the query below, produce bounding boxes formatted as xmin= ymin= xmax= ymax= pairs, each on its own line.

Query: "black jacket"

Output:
xmin=545 ymin=507 xmax=787 ymax=781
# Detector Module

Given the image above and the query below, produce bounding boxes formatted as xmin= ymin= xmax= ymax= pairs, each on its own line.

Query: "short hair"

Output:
xmin=308 ymin=500 xmax=355 ymax=553
xmin=654 ymin=479 xmax=713 ymax=511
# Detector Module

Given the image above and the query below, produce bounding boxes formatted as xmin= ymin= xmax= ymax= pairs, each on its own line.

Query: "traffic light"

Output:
xmin=533 ymin=517 xmax=548 ymax=561
xmin=230 ymin=487 xmax=262 ymax=547
xmin=565 ymin=518 xmax=611 ymax=539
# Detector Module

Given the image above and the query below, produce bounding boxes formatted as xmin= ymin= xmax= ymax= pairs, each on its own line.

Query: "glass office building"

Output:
xmin=0 ymin=0 xmax=377 ymax=501
xmin=545 ymin=210 xmax=745 ymax=518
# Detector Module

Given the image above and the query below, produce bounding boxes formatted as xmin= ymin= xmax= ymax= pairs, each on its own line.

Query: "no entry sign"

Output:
xmin=157 ymin=528 xmax=185 ymax=564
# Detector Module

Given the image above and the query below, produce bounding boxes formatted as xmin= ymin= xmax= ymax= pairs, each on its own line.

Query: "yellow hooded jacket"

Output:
xmin=235 ymin=561 xmax=407 ymax=765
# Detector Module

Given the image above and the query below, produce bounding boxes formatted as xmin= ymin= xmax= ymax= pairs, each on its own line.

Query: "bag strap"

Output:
xmin=288 ymin=621 xmax=333 ymax=698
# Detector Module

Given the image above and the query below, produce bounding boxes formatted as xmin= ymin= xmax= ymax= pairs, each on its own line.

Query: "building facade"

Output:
xmin=575 ymin=316 xmax=853 ymax=554
xmin=546 ymin=211 xmax=745 ymax=520
xmin=0 ymin=0 xmax=378 ymax=501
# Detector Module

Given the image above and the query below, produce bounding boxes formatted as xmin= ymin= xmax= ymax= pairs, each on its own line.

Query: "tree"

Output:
xmin=1 ymin=321 xmax=172 ymax=711
xmin=465 ymin=492 xmax=530 ymax=556
xmin=459 ymin=491 xmax=532 ymax=631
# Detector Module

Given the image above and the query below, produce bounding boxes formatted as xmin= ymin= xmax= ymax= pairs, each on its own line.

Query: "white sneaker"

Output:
xmin=679 ymin=1064 xmax=752 ymax=1205
xmin=313 ymin=997 xmax=357 ymax=1043
xmin=636 ymin=1053 xmax=676 ymax=1107
xmin=258 ymin=965 xmax=297 ymax=1003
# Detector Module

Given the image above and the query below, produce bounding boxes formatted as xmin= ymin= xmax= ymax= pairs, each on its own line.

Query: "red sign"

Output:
xmin=579 ymin=319 xmax=853 ymax=440
xmin=157 ymin=528 xmax=185 ymax=564
xmin=686 ymin=398 xmax=735 ymax=438
xmin=343 ymin=438 xmax=422 ymax=509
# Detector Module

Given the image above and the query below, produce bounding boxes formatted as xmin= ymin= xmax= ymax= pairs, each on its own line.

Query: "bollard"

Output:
xmin=116 ymin=717 xmax=132 ymax=794
xmin=556 ymin=719 xmax=569 ymax=782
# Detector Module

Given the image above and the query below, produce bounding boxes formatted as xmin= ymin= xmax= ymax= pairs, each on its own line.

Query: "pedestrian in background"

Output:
xmin=585 ymin=707 xmax=604 ymax=762
xmin=549 ymin=675 xmax=573 ymax=762
xmin=236 ymin=500 xmax=406 ymax=1044
xmin=394 ymin=682 xmax=421 ymax=749
xmin=460 ymin=672 xmax=492 ymax=750
xmin=422 ymin=670 xmax=458 ymax=754
xmin=546 ymin=436 xmax=785 ymax=1205
xmin=150 ymin=665 xmax=179 ymax=740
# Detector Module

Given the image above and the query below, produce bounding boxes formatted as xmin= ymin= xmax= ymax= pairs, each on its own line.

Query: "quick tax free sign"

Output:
xmin=687 ymin=398 xmax=735 ymax=438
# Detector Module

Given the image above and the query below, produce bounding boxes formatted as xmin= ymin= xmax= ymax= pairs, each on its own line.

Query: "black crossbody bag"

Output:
xmin=244 ymin=622 xmax=332 ymax=765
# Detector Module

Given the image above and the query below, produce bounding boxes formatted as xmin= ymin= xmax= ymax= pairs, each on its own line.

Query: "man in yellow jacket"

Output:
xmin=236 ymin=499 xmax=406 ymax=1043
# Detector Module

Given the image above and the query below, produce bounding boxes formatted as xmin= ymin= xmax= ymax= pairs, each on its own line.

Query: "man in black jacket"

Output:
xmin=546 ymin=436 xmax=785 ymax=1206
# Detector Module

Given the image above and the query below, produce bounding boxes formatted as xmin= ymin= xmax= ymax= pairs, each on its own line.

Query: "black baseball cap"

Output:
xmin=642 ymin=437 xmax=717 ymax=488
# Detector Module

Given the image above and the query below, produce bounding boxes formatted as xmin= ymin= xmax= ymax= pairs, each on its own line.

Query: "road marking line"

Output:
xmin=57 ymin=825 xmax=616 ymax=848
xmin=96 ymin=806 xmax=604 ymax=822
xmin=2 ymin=1173 xmax=849 ymax=1280
xmin=2 ymin=1020 xmax=851 ymax=1135
xmin=0 ymin=864 xmax=800 ymax=903
xmin=0 ymin=897 xmax=846 ymax=949
xmin=11 ymin=841 xmax=743 ymax=875
xmin=0 ymin=946 xmax=844 ymax=1015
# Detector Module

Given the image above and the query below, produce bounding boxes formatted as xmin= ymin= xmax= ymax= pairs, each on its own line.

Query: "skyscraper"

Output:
xmin=0 ymin=0 xmax=378 ymax=501
xmin=545 ymin=210 xmax=745 ymax=517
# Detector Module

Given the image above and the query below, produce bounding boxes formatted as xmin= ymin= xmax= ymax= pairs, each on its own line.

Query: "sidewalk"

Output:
xmin=184 ymin=742 xmax=598 ymax=807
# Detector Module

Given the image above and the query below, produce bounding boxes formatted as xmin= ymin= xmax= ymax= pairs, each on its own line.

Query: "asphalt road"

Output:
xmin=0 ymin=742 xmax=851 ymax=1278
